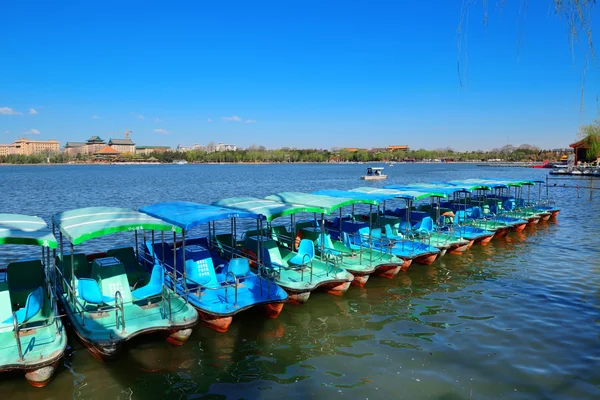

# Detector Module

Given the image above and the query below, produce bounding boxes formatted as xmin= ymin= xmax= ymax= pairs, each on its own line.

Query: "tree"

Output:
xmin=578 ymin=117 xmax=600 ymax=161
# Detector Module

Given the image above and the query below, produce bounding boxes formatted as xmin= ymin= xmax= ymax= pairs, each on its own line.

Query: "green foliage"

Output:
xmin=0 ymin=146 xmax=570 ymax=165
xmin=578 ymin=118 xmax=600 ymax=160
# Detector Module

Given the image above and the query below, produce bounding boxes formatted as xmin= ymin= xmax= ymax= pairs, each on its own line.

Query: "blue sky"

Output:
xmin=0 ymin=1 xmax=598 ymax=151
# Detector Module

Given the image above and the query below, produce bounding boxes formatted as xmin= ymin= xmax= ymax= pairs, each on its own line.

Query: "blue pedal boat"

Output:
xmin=0 ymin=214 xmax=66 ymax=387
xmin=52 ymin=207 xmax=198 ymax=361
xmin=139 ymin=201 xmax=288 ymax=333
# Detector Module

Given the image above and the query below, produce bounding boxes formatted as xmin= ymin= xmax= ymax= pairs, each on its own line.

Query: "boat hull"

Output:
xmin=475 ymin=234 xmax=494 ymax=246
xmin=512 ymin=223 xmax=527 ymax=232
xmin=413 ymin=253 xmax=438 ymax=265
xmin=448 ymin=241 xmax=471 ymax=255
xmin=322 ymin=280 xmax=352 ymax=296
xmin=493 ymin=227 xmax=510 ymax=238
xmin=372 ymin=263 xmax=402 ymax=279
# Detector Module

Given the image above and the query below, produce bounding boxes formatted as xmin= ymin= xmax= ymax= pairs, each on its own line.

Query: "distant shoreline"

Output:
xmin=0 ymin=161 xmax=540 ymax=167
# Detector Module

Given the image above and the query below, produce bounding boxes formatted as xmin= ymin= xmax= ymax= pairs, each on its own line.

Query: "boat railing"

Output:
xmin=52 ymin=262 xmax=128 ymax=327
xmin=115 ymin=291 xmax=125 ymax=332
xmin=162 ymin=284 xmax=173 ymax=323
xmin=287 ymin=254 xmax=313 ymax=283
xmin=158 ymin=257 xmax=242 ymax=305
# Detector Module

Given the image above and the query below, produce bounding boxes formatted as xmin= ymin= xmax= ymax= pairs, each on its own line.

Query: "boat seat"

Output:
xmin=2 ymin=286 xmax=44 ymax=325
xmin=317 ymin=233 xmax=342 ymax=257
xmin=0 ymin=282 xmax=14 ymax=325
xmin=185 ymin=254 xmax=220 ymax=289
xmin=471 ymin=207 xmax=484 ymax=219
xmin=417 ymin=217 xmax=434 ymax=233
xmin=132 ymin=264 xmax=164 ymax=301
xmin=342 ymin=232 xmax=360 ymax=252
xmin=288 ymin=239 xmax=314 ymax=266
xmin=106 ymin=247 xmax=150 ymax=287
xmin=224 ymin=258 xmax=253 ymax=285
xmin=454 ymin=210 xmax=468 ymax=225
xmin=7 ymin=260 xmax=45 ymax=308
xmin=384 ymin=224 xmax=403 ymax=241
xmin=78 ymin=278 xmax=115 ymax=305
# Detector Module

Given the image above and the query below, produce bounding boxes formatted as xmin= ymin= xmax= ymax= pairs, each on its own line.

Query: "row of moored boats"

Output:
xmin=0 ymin=178 xmax=559 ymax=386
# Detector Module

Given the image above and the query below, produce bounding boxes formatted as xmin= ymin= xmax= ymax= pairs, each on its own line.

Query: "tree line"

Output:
xmin=0 ymin=147 xmax=570 ymax=165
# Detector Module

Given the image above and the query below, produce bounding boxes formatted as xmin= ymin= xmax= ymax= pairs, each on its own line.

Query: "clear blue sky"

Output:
xmin=0 ymin=1 xmax=598 ymax=151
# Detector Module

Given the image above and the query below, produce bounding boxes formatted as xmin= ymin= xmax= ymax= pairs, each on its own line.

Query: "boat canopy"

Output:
xmin=140 ymin=201 xmax=262 ymax=231
xmin=482 ymin=178 xmax=537 ymax=187
xmin=53 ymin=207 xmax=181 ymax=245
xmin=265 ymin=192 xmax=377 ymax=214
xmin=213 ymin=197 xmax=324 ymax=222
xmin=0 ymin=214 xmax=57 ymax=248
xmin=352 ymin=187 xmax=446 ymax=201
xmin=313 ymin=189 xmax=395 ymax=204
xmin=446 ymin=180 xmax=493 ymax=190
xmin=385 ymin=183 xmax=470 ymax=196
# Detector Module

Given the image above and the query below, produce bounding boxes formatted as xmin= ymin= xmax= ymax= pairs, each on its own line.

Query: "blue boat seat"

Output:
xmin=132 ymin=264 xmax=164 ymax=300
xmin=288 ymin=239 xmax=315 ymax=266
xmin=185 ymin=256 xmax=220 ymax=289
xmin=471 ymin=207 xmax=484 ymax=219
xmin=357 ymin=227 xmax=371 ymax=246
xmin=503 ymin=199 xmax=516 ymax=211
xmin=317 ymin=233 xmax=342 ymax=257
xmin=342 ymin=232 xmax=361 ymax=252
xmin=454 ymin=210 xmax=468 ymax=224
xmin=384 ymin=224 xmax=403 ymax=241
xmin=2 ymin=286 xmax=43 ymax=324
xmin=417 ymin=217 xmax=435 ymax=233
xmin=78 ymin=278 xmax=115 ymax=305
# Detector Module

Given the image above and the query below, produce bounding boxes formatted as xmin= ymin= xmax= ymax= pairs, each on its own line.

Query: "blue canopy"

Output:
xmin=140 ymin=201 xmax=261 ymax=230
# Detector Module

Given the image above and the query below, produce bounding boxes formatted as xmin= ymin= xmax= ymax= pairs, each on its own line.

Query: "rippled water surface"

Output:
xmin=1 ymin=163 xmax=599 ymax=399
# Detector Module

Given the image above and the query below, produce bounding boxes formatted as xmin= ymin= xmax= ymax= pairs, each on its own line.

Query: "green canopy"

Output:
xmin=53 ymin=207 xmax=181 ymax=245
xmin=213 ymin=197 xmax=324 ymax=222
xmin=265 ymin=192 xmax=377 ymax=214
xmin=353 ymin=187 xmax=447 ymax=201
xmin=0 ymin=214 xmax=57 ymax=248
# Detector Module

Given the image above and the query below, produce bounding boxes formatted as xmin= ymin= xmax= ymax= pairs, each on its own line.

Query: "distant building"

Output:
xmin=177 ymin=144 xmax=204 ymax=152
xmin=64 ymin=142 xmax=87 ymax=155
xmin=95 ymin=145 xmax=120 ymax=159
xmin=215 ymin=143 xmax=237 ymax=152
xmin=108 ymin=138 xmax=135 ymax=154
xmin=86 ymin=135 xmax=106 ymax=154
xmin=388 ymin=145 xmax=409 ymax=151
xmin=570 ymin=139 xmax=597 ymax=164
xmin=0 ymin=138 xmax=60 ymax=156
xmin=136 ymin=145 xmax=171 ymax=155
xmin=343 ymin=148 xmax=360 ymax=152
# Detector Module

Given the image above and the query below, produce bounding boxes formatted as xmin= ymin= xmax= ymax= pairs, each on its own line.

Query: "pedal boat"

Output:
xmin=139 ymin=201 xmax=288 ymax=332
xmin=52 ymin=207 xmax=198 ymax=361
xmin=214 ymin=196 xmax=354 ymax=304
xmin=0 ymin=214 xmax=67 ymax=387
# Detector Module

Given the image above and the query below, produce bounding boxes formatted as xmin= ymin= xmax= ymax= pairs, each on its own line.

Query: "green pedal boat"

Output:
xmin=52 ymin=207 xmax=198 ymax=361
xmin=0 ymin=214 xmax=67 ymax=387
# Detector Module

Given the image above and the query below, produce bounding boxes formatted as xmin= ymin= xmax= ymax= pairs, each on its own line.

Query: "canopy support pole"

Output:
xmin=134 ymin=230 xmax=139 ymax=261
xmin=172 ymin=231 xmax=178 ymax=285
xmin=70 ymin=243 xmax=75 ymax=307
xmin=320 ymin=213 xmax=325 ymax=261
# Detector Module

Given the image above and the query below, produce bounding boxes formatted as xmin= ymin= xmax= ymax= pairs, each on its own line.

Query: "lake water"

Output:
xmin=1 ymin=163 xmax=599 ymax=399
